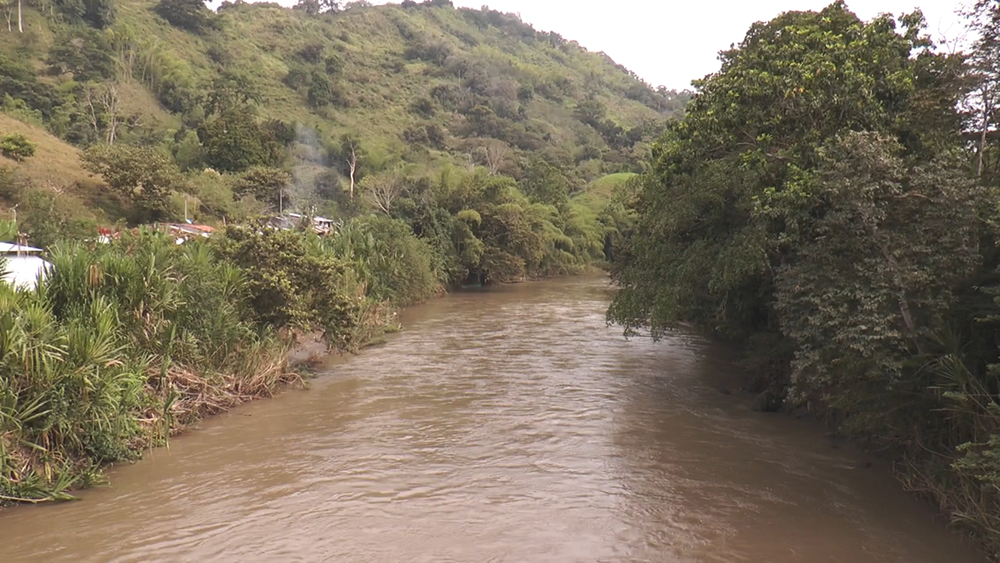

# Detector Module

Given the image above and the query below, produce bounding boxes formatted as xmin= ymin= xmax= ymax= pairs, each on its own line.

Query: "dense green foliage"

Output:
xmin=81 ymin=144 xmax=180 ymax=221
xmin=319 ymin=215 xmax=440 ymax=305
xmin=0 ymin=221 xmax=440 ymax=503
xmin=214 ymin=226 xmax=358 ymax=350
xmin=0 ymin=134 xmax=35 ymax=161
xmin=0 ymin=0 xmax=690 ymax=231
xmin=0 ymin=232 xmax=288 ymax=502
xmin=609 ymin=2 xmax=1000 ymax=556
xmin=0 ymin=0 xmax=671 ymax=290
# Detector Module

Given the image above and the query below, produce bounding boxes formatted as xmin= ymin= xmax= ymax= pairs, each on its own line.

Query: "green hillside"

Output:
xmin=0 ymin=0 xmax=689 ymax=228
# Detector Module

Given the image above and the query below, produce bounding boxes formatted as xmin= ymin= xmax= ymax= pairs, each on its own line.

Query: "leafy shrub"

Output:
xmin=214 ymin=226 xmax=359 ymax=349
xmin=284 ymin=66 xmax=312 ymax=90
xmin=323 ymin=215 xmax=440 ymax=304
xmin=198 ymin=107 xmax=283 ymax=173
xmin=155 ymin=0 xmax=221 ymax=34
xmin=46 ymin=29 xmax=116 ymax=81
xmin=404 ymin=40 xmax=452 ymax=65
xmin=296 ymin=42 xmax=326 ymax=63
xmin=0 ymin=231 xmax=297 ymax=501
xmin=0 ymin=134 xmax=37 ymax=161
xmin=307 ymin=71 xmax=345 ymax=108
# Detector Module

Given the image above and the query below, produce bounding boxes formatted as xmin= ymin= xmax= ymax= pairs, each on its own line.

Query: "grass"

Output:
xmin=1 ymin=1 xmax=685 ymax=230
xmin=79 ymin=1 xmax=671 ymax=169
xmin=0 ymin=114 xmax=124 ymax=224
xmin=588 ymin=173 xmax=638 ymax=195
xmin=572 ymin=172 xmax=637 ymax=216
xmin=0 ymin=114 xmax=102 ymax=192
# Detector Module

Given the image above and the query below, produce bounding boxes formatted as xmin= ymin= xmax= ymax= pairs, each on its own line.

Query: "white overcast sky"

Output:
xmin=225 ymin=0 xmax=972 ymax=90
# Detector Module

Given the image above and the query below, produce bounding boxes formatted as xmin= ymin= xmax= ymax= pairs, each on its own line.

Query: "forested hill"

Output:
xmin=0 ymin=0 xmax=689 ymax=232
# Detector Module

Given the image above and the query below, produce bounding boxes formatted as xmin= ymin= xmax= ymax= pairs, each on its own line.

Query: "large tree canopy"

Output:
xmin=82 ymin=144 xmax=181 ymax=221
xmin=608 ymin=1 xmax=965 ymax=342
xmin=608 ymin=2 xmax=1000 ymax=545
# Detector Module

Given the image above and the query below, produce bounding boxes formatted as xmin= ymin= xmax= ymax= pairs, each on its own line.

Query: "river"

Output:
xmin=0 ymin=275 xmax=983 ymax=562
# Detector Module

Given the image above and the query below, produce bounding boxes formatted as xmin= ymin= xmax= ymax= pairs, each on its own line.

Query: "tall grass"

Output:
xmin=319 ymin=215 xmax=441 ymax=306
xmin=0 ymin=230 xmax=300 ymax=503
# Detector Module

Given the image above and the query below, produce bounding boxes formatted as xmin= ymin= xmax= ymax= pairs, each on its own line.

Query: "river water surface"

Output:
xmin=0 ymin=276 xmax=984 ymax=562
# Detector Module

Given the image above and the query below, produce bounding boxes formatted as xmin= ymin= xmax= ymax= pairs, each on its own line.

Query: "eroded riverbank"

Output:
xmin=0 ymin=276 xmax=983 ymax=562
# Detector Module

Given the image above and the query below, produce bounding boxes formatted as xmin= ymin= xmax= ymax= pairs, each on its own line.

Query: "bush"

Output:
xmin=155 ymin=0 xmax=221 ymax=34
xmin=283 ymin=66 xmax=312 ymax=90
xmin=307 ymin=71 xmax=343 ymax=108
xmin=213 ymin=226 xmax=359 ymax=349
xmin=198 ymin=107 xmax=283 ymax=173
xmin=0 ymin=166 xmax=21 ymax=200
xmin=17 ymin=190 xmax=97 ymax=249
xmin=0 ymin=231 xmax=296 ymax=502
xmin=323 ymin=215 xmax=440 ymax=304
xmin=0 ymin=134 xmax=37 ymax=161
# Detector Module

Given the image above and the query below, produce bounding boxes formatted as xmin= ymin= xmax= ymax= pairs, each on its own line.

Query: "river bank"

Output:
xmin=0 ymin=275 xmax=982 ymax=562
xmin=0 ymin=225 xmax=412 ymax=505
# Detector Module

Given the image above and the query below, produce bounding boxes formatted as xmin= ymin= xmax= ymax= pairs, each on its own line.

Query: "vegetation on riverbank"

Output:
xmin=0 ymin=0 xmax=654 ymax=504
xmin=0 ymin=157 xmax=628 ymax=502
xmin=0 ymin=205 xmax=482 ymax=503
xmin=608 ymin=1 xmax=1000 ymax=557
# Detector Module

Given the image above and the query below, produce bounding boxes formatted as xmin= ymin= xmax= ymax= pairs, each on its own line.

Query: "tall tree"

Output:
xmin=1 ymin=0 xmax=12 ymax=32
xmin=232 ymin=166 xmax=290 ymax=211
xmin=520 ymin=158 xmax=570 ymax=206
xmin=84 ymin=82 xmax=122 ymax=145
xmin=965 ymin=0 xmax=1000 ymax=179
xmin=82 ymin=145 xmax=181 ymax=221
xmin=339 ymin=135 xmax=362 ymax=200
xmin=608 ymin=3 xmax=962 ymax=342
xmin=360 ymin=171 xmax=404 ymax=215
xmin=293 ymin=0 xmax=321 ymax=15
xmin=481 ymin=139 xmax=507 ymax=176
xmin=155 ymin=0 xmax=218 ymax=34
xmin=205 ymin=71 xmax=264 ymax=116
xmin=774 ymin=132 xmax=981 ymax=401
xmin=198 ymin=106 xmax=282 ymax=173
xmin=293 ymin=0 xmax=338 ymax=14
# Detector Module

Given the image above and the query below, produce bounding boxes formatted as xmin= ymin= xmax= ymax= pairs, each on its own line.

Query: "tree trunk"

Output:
xmin=483 ymin=141 xmax=507 ymax=176
xmin=979 ymin=88 xmax=989 ymax=177
xmin=107 ymin=114 xmax=119 ymax=145
xmin=84 ymin=88 xmax=101 ymax=140
xmin=101 ymin=84 xmax=120 ymax=145
xmin=16 ymin=0 xmax=21 ymax=33
xmin=867 ymin=220 xmax=920 ymax=351
xmin=347 ymin=146 xmax=357 ymax=200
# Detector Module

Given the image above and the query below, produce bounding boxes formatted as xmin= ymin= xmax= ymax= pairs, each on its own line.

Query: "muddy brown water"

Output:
xmin=0 ymin=276 xmax=984 ymax=562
